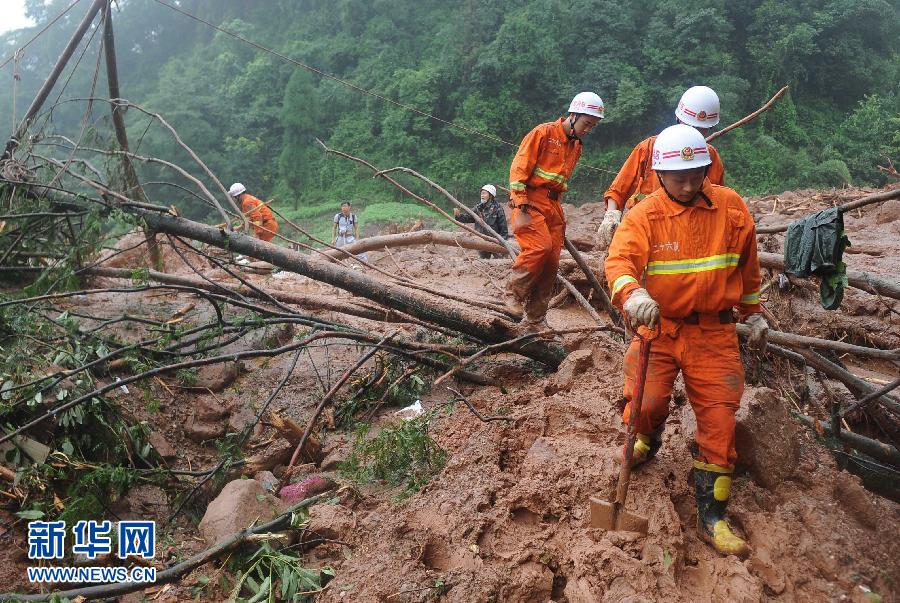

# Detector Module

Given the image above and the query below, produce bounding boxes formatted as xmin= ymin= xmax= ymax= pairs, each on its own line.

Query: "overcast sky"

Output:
xmin=0 ymin=1 xmax=35 ymax=35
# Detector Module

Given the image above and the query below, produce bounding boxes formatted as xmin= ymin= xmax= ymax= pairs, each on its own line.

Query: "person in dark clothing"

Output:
xmin=455 ymin=184 xmax=509 ymax=258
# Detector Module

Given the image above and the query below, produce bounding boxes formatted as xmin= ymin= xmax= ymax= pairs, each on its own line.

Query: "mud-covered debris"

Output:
xmin=735 ymin=388 xmax=800 ymax=488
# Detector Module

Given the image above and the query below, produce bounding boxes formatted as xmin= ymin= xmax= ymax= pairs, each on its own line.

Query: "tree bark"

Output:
xmin=758 ymin=251 xmax=900 ymax=300
xmin=102 ymin=3 xmax=163 ymax=270
xmin=138 ymin=211 xmax=566 ymax=367
xmin=3 ymin=0 xmax=107 ymax=160
xmin=756 ymin=188 xmax=900 ymax=235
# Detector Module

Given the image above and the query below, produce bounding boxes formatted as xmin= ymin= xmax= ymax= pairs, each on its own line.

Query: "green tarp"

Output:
xmin=783 ymin=207 xmax=851 ymax=310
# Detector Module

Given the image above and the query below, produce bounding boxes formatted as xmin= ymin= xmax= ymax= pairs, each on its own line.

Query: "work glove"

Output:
xmin=622 ymin=287 xmax=659 ymax=330
xmin=597 ymin=208 xmax=622 ymax=248
xmin=745 ymin=313 xmax=769 ymax=350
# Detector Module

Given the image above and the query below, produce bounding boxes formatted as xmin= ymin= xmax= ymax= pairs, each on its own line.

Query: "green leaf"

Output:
xmin=16 ymin=509 xmax=44 ymax=520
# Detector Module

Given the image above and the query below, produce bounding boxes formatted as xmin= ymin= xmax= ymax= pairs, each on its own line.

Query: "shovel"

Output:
xmin=590 ymin=327 xmax=656 ymax=534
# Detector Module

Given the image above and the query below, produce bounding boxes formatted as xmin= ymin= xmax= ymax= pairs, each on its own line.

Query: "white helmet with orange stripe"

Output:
xmin=568 ymin=92 xmax=605 ymax=119
xmin=652 ymin=124 xmax=712 ymax=171
xmin=675 ymin=86 xmax=720 ymax=128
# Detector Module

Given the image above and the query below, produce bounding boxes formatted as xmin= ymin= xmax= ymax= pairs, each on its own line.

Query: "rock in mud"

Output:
xmin=547 ymin=349 xmax=594 ymax=394
xmin=735 ymin=388 xmax=799 ymax=488
xmin=147 ymin=431 xmax=177 ymax=460
xmin=193 ymin=362 xmax=243 ymax=392
xmin=198 ymin=478 xmax=286 ymax=545
xmin=185 ymin=415 xmax=226 ymax=443
xmin=875 ymin=199 xmax=900 ymax=225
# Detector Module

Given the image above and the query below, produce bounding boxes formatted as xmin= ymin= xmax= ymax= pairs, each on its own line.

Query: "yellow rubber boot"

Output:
xmin=617 ymin=432 xmax=661 ymax=468
xmin=693 ymin=462 xmax=750 ymax=558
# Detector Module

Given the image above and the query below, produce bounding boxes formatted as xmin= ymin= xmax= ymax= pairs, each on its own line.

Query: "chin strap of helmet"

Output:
xmin=566 ymin=114 xmax=583 ymax=143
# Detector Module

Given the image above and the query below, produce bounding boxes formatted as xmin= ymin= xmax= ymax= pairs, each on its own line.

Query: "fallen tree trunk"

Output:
xmin=758 ymin=251 xmax=900 ymax=300
xmin=757 ymin=187 xmax=900 ymax=235
xmin=85 ymin=266 xmax=427 ymax=325
xmin=792 ymin=347 xmax=900 ymax=415
xmin=323 ymin=229 xmax=509 ymax=258
xmin=795 ymin=413 xmax=900 ymax=468
xmin=138 ymin=211 xmax=565 ymax=367
xmin=735 ymin=323 xmax=900 ymax=361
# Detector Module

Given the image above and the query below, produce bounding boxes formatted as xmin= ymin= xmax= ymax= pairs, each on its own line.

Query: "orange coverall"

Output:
xmin=604 ymin=136 xmax=725 ymax=210
xmin=605 ymin=179 xmax=762 ymax=470
xmin=240 ymin=194 xmax=279 ymax=242
xmin=507 ymin=117 xmax=582 ymax=321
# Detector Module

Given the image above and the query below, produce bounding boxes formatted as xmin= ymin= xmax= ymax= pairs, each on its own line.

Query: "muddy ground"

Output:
xmin=1 ymin=185 xmax=899 ymax=602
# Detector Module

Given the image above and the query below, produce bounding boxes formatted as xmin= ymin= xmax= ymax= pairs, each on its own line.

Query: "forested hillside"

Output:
xmin=2 ymin=0 xmax=898 ymax=223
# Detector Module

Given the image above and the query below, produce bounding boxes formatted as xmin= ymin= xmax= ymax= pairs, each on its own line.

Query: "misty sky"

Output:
xmin=0 ymin=1 xmax=35 ymax=35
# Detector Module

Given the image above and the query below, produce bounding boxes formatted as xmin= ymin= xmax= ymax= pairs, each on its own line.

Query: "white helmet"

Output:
xmin=228 ymin=182 xmax=247 ymax=196
xmin=481 ymin=184 xmax=497 ymax=198
xmin=675 ymin=86 xmax=720 ymax=127
xmin=652 ymin=124 xmax=712 ymax=171
xmin=568 ymin=92 xmax=605 ymax=119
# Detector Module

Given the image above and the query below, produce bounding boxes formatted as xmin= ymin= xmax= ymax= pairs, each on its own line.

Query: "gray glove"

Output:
xmin=623 ymin=288 xmax=659 ymax=330
xmin=745 ymin=313 xmax=769 ymax=350
xmin=597 ymin=208 xmax=622 ymax=248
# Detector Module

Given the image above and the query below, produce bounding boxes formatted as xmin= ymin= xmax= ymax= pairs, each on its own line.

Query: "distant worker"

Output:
xmin=454 ymin=184 xmax=509 ymax=259
xmin=228 ymin=183 xmax=279 ymax=242
xmin=507 ymin=91 xmax=605 ymax=334
xmin=332 ymin=202 xmax=359 ymax=248
xmin=605 ymin=124 xmax=768 ymax=558
xmin=598 ymin=86 xmax=726 ymax=246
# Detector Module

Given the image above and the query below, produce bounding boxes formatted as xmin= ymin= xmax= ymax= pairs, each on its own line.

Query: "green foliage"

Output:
xmin=0 ymin=0 xmax=897 ymax=226
xmin=228 ymin=541 xmax=334 ymax=602
xmin=335 ymin=356 xmax=427 ymax=428
xmin=340 ymin=413 xmax=446 ymax=499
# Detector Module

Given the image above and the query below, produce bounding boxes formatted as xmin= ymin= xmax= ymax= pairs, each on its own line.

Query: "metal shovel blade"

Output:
xmin=589 ymin=497 xmax=648 ymax=534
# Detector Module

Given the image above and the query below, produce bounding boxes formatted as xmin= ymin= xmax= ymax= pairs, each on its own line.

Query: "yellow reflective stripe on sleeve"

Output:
xmin=693 ymin=460 xmax=734 ymax=473
xmin=611 ymin=275 xmax=638 ymax=295
xmin=510 ymin=181 xmax=527 ymax=191
xmin=646 ymin=253 xmax=740 ymax=276
xmin=740 ymin=291 xmax=760 ymax=304
xmin=532 ymin=166 xmax=567 ymax=185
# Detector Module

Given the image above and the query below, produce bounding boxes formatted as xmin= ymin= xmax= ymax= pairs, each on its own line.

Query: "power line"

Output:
xmin=150 ymin=0 xmax=618 ymax=178
xmin=0 ymin=0 xmax=84 ymax=71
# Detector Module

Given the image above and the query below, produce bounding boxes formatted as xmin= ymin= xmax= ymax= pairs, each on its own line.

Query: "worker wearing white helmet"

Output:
xmin=454 ymin=184 xmax=509 ymax=259
xmin=228 ymin=182 xmax=279 ymax=242
xmin=605 ymin=124 xmax=767 ymax=559
xmin=506 ymin=92 xmax=605 ymax=334
xmin=598 ymin=86 xmax=726 ymax=247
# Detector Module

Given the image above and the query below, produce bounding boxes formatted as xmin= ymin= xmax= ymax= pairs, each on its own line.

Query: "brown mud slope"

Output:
xmin=1 ymin=186 xmax=897 ymax=602
xmin=312 ymin=186 xmax=900 ymax=602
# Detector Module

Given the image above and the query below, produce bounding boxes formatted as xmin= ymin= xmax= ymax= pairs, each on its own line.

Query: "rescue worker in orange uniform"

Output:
xmin=605 ymin=124 xmax=769 ymax=558
xmin=228 ymin=182 xmax=279 ymax=242
xmin=506 ymin=92 xmax=605 ymax=333
xmin=598 ymin=86 xmax=726 ymax=247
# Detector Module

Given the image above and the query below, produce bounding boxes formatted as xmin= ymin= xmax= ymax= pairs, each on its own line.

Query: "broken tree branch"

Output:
xmin=757 ymin=187 xmax=900 ymax=234
xmin=758 ymin=251 xmax=900 ymax=300
xmin=448 ymin=387 xmax=516 ymax=423
xmin=563 ymin=237 xmax=622 ymax=327
xmin=280 ymin=331 xmax=399 ymax=488
xmin=136 ymin=210 xmax=566 ymax=367
xmin=794 ymin=413 xmax=900 ymax=468
xmin=2 ymin=0 xmax=107 ymax=160
xmin=705 ymin=85 xmax=789 ymax=143
xmin=735 ymin=323 xmax=900 ymax=361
